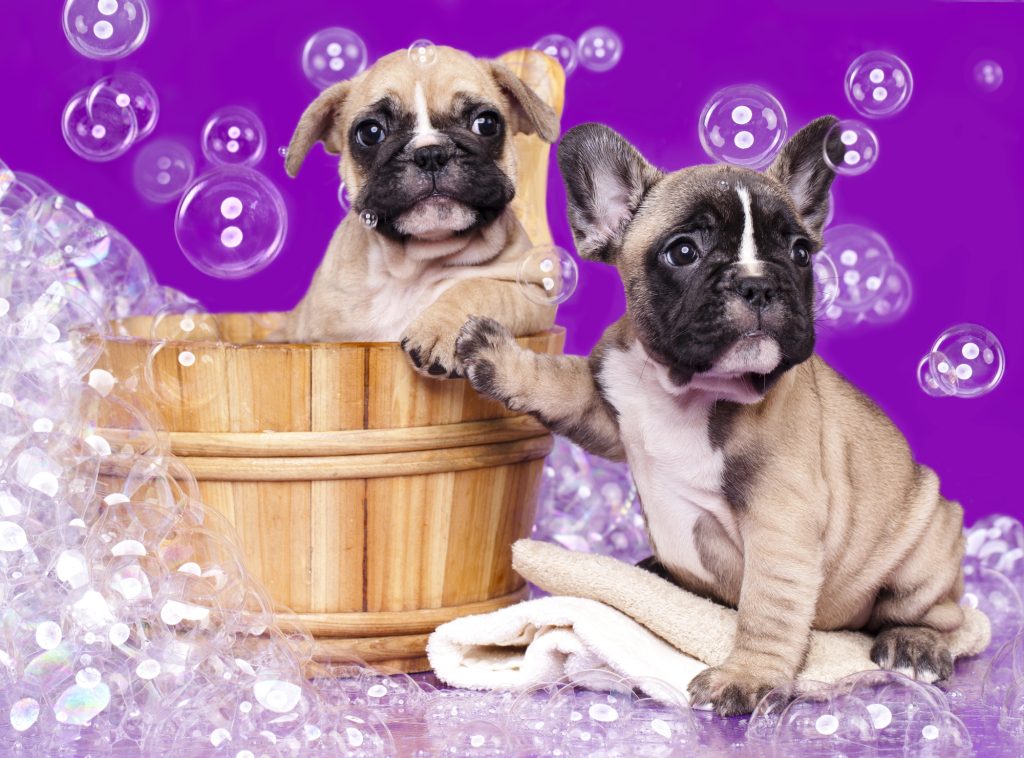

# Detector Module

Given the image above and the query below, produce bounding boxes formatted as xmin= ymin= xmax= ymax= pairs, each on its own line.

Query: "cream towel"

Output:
xmin=427 ymin=539 xmax=991 ymax=703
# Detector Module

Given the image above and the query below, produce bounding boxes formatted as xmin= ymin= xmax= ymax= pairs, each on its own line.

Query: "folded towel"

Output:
xmin=427 ymin=539 xmax=991 ymax=704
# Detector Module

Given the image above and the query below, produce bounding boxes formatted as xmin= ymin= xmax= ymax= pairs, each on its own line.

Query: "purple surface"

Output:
xmin=1 ymin=4 xmax=1022 ymax=516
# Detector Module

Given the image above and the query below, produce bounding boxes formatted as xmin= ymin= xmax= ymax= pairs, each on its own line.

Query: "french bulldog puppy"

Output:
xmin=282 ymin=47 xmax=560 ymax=377
xmin=456 ymin=118 xmax=966 ymax=715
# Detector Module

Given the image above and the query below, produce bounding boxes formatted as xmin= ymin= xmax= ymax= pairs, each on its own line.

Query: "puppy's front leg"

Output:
xmin=455 ymin=317 xmax=624 ymax=460
xmin=688 ymin=514 xmax=823 ymax=716
xmin=400 ymin=278 xmax=554 ymax=379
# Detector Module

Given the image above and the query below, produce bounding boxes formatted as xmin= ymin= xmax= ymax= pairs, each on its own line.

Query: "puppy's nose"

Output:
xmin=735 ymin=276 xmax=775 ymax=310
xmin=413 ymin=145 xmax=450 ymax=173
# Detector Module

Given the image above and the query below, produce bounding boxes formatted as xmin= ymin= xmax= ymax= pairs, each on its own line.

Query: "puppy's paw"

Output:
xmin=687 ymin=665 xmax=784 ymax=716
xmin=870 ymin=626 xmax=954 ymax=684
xmin=454 ymin=316 xmax=517 ymax=400
xmin=400 ymin=317 xmax=465 ymax=379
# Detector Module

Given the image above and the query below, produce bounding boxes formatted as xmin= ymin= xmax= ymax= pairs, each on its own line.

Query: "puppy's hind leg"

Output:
xmin=869 ymin=495 xmax=966 ymax=684
xmin=455 ymin=316 xmax=624 ymax=460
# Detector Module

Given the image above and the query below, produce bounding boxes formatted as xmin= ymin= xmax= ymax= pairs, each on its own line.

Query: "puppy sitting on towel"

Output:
xmin=281 ymin=47 xmax=560 ymax=377
xmin=456 ymin=118 xmax=967 ymax=715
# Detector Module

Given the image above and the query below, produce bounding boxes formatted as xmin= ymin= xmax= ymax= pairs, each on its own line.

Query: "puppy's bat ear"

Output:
xmin=766 ymin=115 xmax=843 ymax=237
xmin=557 ymin=123 xmax=663 ymax=263
xmin=485 ymin=60 xmax=560 ymax=143
xmin=285 ymin=81 xmax=351 ymax=178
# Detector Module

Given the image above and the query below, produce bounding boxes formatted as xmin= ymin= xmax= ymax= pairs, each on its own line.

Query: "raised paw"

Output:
xmin=687 ymin=664 xmax=784 ymax=717
xmin=454 ymin=316 xmax=517 ymax=401
xmin=400 ymin=316 xmax=465 ymax=379
xmin=870 ymin=626 xmax=954 ymax=684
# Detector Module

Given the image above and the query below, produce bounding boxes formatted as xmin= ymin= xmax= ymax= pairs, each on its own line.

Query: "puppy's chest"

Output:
xmin=599 ymin=345 xmax=740 ymax=582
xmin=363 ymin=266 xmax=457 ymax=340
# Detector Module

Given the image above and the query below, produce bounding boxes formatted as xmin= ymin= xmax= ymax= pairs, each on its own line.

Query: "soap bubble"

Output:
xmin=517 ymin=245 xmax=578 ymax=306
xmin=962 ymin=563 xmax=1023 ymax=634
xmin=62 ymin=0 xmax=150 ymax=60
xmin=917 ymin=352 xmax=959 ymax=398
xmin=338 ymin=181 xmax=352 ymax=212
xmin=845 ymin=51 xmax=913 ymax=118
xmin=819 ymin=224 xmax=894 ymax=326
xmin=982 ymin=633 xmax=1024 ymax=703
xmin=408 ymin=39 xmax=438 ymax=67
xmin=699 ymin=84 xmax=788 ymax=169
xmin=145 ymin=301 xmax=223 ymax=408
xmin=834 ymin=670 xmax=950 ymax=754
xmin=824 ymin=120 xmax=879 ymax=176
xmin=0 ymin=158 xmax=16 ymax=199
xmin=8 ymin=697 xmax=40 ymax=732
xmin=577 ymin=27 xmax=623 ymax=73
xmin=133 ymin=139 xmax=196 ymax=204
xmin=973 ymin=60 xmax=1004 ymax=93
xmin=359 ymin=210 xmax=378 ymax=229
xmin=201 ymin=107 xmax=268 ymax=168
xmin=812 ymin=251 xmax=839 ymax=318
xmin=533 ymin=34 xmax=578 ymax=76
xmin=175 ymin=167 xmax=288 ymax=279
xmin=0 ymin=263 xmax=109 ymax=378
xmin=88 ymin=72 xmax=159 ymax=141
xmin=774 ymin=692 xmax=876 ymax=752
xmin=302 ymin=27 xmax=368 ymax=89
xmin=928 ymin=323 xmax=1004 ymax=398
xmin=862 ymin=260 xmax=912 ymax=324
xmin=14 ymin=173 xmax=57 ymax=202
xmin=61 ymin=89 xmax=138 ymax=162
xmin=451 ymin=719 xmax=511 ymax=755
xmin=904 ymin=710 xmax=972 ymax=755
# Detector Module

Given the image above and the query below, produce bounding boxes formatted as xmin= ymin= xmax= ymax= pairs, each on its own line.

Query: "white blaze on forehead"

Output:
xmin=410 ymin=81 xmax=442 ymax=149
xmin=735 ymin=185 xmax=761 ymax=273
xmin=413 ymin=82 xmax=431 ymax=134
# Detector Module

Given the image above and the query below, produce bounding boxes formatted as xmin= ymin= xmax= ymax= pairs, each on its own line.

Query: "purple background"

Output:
xmin=2 ymin=0 xmax=1022 ymax=524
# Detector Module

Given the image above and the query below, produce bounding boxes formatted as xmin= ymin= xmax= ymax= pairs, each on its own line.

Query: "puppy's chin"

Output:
xmin=663 ymin=336 xmax=782 ymax=404
xmin=393 ymin=197 xmax=477 ymax=241
xmin=709 ymin=335 xmax=782 ymax=377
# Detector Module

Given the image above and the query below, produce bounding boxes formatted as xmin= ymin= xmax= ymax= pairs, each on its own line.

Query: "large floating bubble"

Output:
xmin=88 ymin=71 xmax=159 ymax=141
xmin=407 ymin=39 xmax=438 ymax=68
xmin=928 ymin=324 xmax=1005 ymax=398
xmin=200 ymin=107 xmax=268 ymax=168
xmin=517 ymin=245 xmax=579 ymax=306
xmin=62 ymin=0 xmax=150 ymax=60
xmin=699 ymin=84 xmax=788 ymax=169
xmin=845 ymin=51 xmax=913 ymax=118
xmin=825 ymin=119 xmax=879 ymax=177
xmin=175 ymin=167 xmax=288 ymax=279
xmin=62 ymin=89 xmax=138 ymax=163
xmin=301 ymin=27 xmax=368 ymax=89
xmin=577 ymin=26 xmax=623 ymax=73
xmin=534 ymin=34 xmax=579 ymax=76
xmin=818 ymin=224 xmax=895 ymax=327
xmin=133 ymin=139 xmax=196 ymax=204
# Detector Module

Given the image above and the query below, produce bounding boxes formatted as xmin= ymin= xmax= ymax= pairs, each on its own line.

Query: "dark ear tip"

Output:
xmin=815 ymin=116 xmax=845 ymax=168
xmin=556 ymin=122 xmax=620 ymax=165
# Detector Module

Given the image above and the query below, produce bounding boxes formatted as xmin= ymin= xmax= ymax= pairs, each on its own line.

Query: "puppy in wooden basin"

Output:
xmin=281 ymin=46 xmax=561 ymax=379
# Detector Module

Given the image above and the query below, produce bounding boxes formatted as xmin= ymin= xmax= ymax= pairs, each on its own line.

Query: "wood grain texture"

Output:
xmin=95 ymin=48 xmax=566 ymax=671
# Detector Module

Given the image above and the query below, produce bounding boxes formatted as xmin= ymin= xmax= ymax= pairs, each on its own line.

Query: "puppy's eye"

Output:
xmin=791 ymin=242 xmax=812 ymax=268
xmin=471 ymin=111 xmax=501 ymax=137
xmin=661 ymin=237 xmax=699 ymax=267
xmin=355 ymin=120 xmax=387 ymax=147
